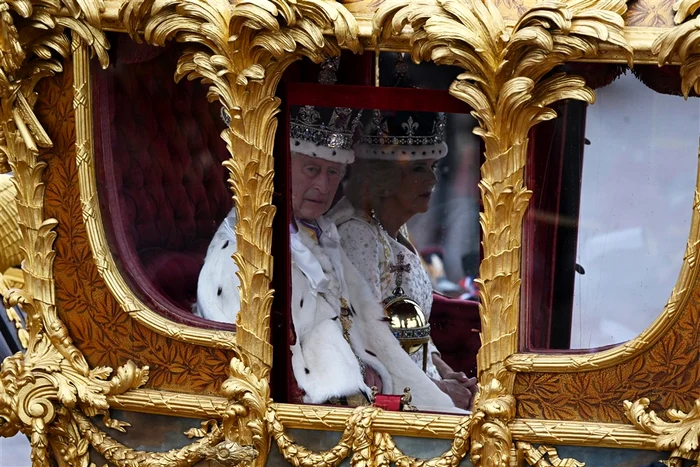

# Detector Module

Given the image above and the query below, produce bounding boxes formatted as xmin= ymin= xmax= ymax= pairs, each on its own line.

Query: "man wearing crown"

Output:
xmin=288 ymin=105 xmax=457 ymax=410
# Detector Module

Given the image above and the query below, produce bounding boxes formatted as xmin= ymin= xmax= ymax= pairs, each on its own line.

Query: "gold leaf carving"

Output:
xmin=653 ymin=0 xmax=700 ymax=96
xmin=625 ymin=397 xmax=700 ymax=467
xmin=0 ymin=173 xmax=28 ymax=348
xmin=516 ymin=442 xmax=585 ymax=466
xmin=268 ymin=403 xmax=475 ymax=467
xmin=73 ymin=410 xmax=259 ymax=467
xmin=217 ymin=357 xmax=478 ymax=467
xmin=0 ymin=2 xmax=129 ymax=463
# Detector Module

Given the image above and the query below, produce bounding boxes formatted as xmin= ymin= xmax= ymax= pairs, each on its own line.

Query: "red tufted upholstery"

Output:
xmin=429 ymin=294 xmax=481 ymax=378
xmin=93 ymin=41 xmax=233 ymax=328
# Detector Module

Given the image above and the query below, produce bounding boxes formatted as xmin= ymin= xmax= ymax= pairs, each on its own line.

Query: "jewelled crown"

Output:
xmin=289 ymin=56 xmax=362 ymax=165
xmin=289 ymin=105 xmax=362 ymax=164
xmin=354 ymin=109 xmax=449 ymax=161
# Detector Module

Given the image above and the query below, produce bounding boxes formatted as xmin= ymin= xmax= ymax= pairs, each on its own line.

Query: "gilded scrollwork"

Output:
xmin=74 ymin=411 xmax=258 ymax=467
xmin=516 ymin=442 xmax=585 ymax=467
xmin=0 ymin=331 xmax=150 ymax=465
xmin=0 ymin=0 xmax=112 ymax=438
xmin=653 ymin=0 xmax=700 ymax=96
xmin=625 ymin=397 xmax=700 ymax=467
xmin=0 ymin=0 xmax=147 ymax=464
xmin=268 ymin=403 xmax=475 ymax=467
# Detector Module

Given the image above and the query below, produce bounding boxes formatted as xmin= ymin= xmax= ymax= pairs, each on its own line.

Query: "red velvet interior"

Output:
xmin=93 ymin=41 xmax=233 ymax=329
xmin=429 ymin=295 xmax=481 ymax=378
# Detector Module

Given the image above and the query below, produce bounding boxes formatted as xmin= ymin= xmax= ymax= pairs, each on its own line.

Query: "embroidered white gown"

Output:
xmin=329 ymin=197 xmax=442 ymax=380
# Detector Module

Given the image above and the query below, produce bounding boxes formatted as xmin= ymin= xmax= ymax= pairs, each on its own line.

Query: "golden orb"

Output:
xmin=383 ymin=288 xmax=431 ymax=357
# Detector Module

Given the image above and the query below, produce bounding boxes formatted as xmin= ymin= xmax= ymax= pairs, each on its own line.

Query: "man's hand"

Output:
xmin=444 ymin=371 xmax=478 ymax=389
xmin=435 ymin=377 xmax=476 ymax=410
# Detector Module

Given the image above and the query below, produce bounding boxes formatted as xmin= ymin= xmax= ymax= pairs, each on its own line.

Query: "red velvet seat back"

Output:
xmin=93 ymin=40 xmax=232 ymax=327
xmin=429 ymin=294 xmax=481 ymax=377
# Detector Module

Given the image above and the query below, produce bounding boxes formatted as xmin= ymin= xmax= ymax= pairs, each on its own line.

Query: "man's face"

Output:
xmin=291 ymin=153 xmax=346 ymax=221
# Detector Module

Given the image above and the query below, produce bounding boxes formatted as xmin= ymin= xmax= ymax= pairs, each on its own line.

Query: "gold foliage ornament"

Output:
xmin=44 ymin=357 xmax=264 ymax=467
xmin=0 ymin=330 xmax=149 ymax=465
xmin=267 ymin=403 xmax=475 ymax=467
xmin=653 ymin=0 xmax=700 ymax=97
xmin=516 ymin=442 xmax=585 ymax=467
xmin=625 ymin=398 xmax=700 ymax=467
xmin=374 ymin=0 xmax=631 ymax=465
xmin=118 ymin=0 xmax=362 ymax=379
xmin=0 ymin=20 xmax=142 ymax=460
xmin=75 ymin=413 xmax=258 ymax=467
xmin=0 ymin=0 xmax=109 ymax=130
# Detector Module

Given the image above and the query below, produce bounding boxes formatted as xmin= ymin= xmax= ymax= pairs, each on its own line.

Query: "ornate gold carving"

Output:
xmin=220 ymin=358 xmax=270 ymax=462
xmin=375 ymin=0 xmax=632 ymax=385
xmin=653 ymin=0 xmax=700 ymax=96
xmin=71 ymin=34 xmax=239 ymax=351
xmin=0 ymin=0 xmax=111 ymax=406
xmin=80 ymin=358 xmax=263 ymax=467
xmin=74 ymin=411 xmax=258 ymax=467
xmin=0 ymin=173 xmax=21 ymax=269
xmin=625 ymin=398 xmax=700 ymax=467
xmin=0 ymin=333 xmax=149 ymax=464
xmin=107 ymin=389 xmax=229 ymax=419
xmin=0 ymin=1 xmax=165 ymax=465
xmin=510 ymin=418 xmax=657 ymax=449
xmin=468 ymin=378 xmax=515 ymax=467
xmin=516 ymin=442 xmax=585 ymax=466
xmin=269 ymin=404 xmax=475 ymax=467
xmin=221 ymin=358 xmax=479 ymax=467
xmin=0 ymin=0 xmax=109 ymax=104
xmin=375 ymin=0 xmax=631 ymax=464
xmin=272 ymin=402 xmax=460 ymax=438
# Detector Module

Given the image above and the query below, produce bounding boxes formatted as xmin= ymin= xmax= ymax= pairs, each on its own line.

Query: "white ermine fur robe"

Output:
xmin=291 ymin=216 xmax=456 ymax=411
xmin=193 ymin=208 xmax=240 ymax=323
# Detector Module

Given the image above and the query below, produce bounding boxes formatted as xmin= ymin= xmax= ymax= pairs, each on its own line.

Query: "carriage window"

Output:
xmin=92 ymin=41 xmax=236 ymax=329
xmin=285 ymin=96 xmax=481 ymax=413
xmin=523 ymin=68 xmax=700 ymax=350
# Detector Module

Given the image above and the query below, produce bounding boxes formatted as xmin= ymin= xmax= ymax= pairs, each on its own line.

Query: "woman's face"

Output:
xmin=393 ymin=158 xmax=440 ymax=215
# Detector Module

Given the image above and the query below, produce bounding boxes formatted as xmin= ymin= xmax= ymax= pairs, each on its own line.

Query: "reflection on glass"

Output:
xmin=406 ymin=113 xmax=481 ymax=301
xmin=93 ymin=43 xmax=234 ymax=328
xmin=524 ymin=71 xmax=700 ymax=350
xmin=571 ymin=74 xmax=699 ymax=349
xmin=288 ymin=104 xmax=480 ymax=413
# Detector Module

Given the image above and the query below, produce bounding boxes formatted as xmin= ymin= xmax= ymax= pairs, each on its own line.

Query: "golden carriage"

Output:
xmin=0 ymin=0 xmax=699 ymax=464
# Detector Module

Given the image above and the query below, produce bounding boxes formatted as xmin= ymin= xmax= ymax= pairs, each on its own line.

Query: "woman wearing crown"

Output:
xmin=328 ymin=109 xmax=477 ymax=410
